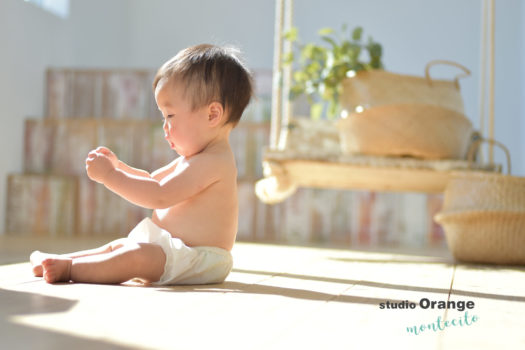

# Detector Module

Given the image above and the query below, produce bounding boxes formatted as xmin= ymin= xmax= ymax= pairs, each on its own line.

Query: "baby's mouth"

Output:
xmin=165 ymin=136 xmax=175 ymax=149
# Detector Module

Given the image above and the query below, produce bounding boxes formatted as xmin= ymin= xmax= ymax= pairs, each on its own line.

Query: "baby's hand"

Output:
xmin=95 ymin=146 xmax=119 ymax=169
xmin=85 ymin=151 xmax=115 ymax=184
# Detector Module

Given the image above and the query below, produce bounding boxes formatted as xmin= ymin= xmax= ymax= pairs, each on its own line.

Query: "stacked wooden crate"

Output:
xmin=5 ymin=68 xmax=444 ymax=247
xmin=7 ymin=70 xmax=160 ymax=236
xmin=6 ymin=69 xmax=273 ymax=237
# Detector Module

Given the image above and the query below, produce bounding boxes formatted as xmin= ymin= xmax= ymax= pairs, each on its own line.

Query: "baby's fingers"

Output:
xmin=85 ymin=150 xmax=104 ymax=164
xmin=97 ymin=147 xmax=116 ymax=159
xmin=96 ymin=146 xmax=110 ymax=155
xmin=87 ymin=150 xmax=98 ymax=158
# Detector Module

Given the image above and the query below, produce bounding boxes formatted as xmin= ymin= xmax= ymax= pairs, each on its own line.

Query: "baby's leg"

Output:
xmin=42 ymin=241 xmax=166 ymax=284
xmin=30 ymin=238 xmax=128 ymax=277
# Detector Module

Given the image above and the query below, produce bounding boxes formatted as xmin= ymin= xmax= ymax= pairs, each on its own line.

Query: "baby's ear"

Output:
xmin=207 ymin=102 xmax=224 ymax=127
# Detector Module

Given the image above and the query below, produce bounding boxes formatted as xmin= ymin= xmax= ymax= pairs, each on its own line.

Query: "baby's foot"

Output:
xmin=42 ymin=257 xmax=72 ymax=283
xmin=30 ymin=251 xmax=56 ymax=277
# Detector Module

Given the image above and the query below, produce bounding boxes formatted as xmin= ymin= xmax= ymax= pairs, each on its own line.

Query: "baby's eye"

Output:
xmin=167 ymin=114 xmax=174 ymax=119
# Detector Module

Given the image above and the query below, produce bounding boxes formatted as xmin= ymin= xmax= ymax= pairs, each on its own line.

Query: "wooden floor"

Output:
xmin=0 ymin=236 xmax=524 ymax=350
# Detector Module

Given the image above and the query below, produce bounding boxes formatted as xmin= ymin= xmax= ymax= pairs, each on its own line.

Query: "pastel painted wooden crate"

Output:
xmin=24 ymin=118 xmax=176 ymax=176
xmin=237 ymin=182 xmax=258 ymax=241
xmin=237 ymin=180 xmax=284 ymax=243
xmin=231 ymin=123 xmax=270 ymax=181
xmin=24 ymin=119 xmax=98 ymax=175
xmin=51 ymin=119 xmax=98 ymax=175
xmin=45 ymin=68 xmax=273 ymax=121
xmin=6 ymin=174 xmax=77 ymax=236
xmin=238 ymin=186 xmax=445 ymax=248
xmin=24 ymin=119 xmax=56 ymax=174
xmin=46 ymin=69 xmax=160 ymax=119
xmin=77 ymin=179 xmax=151 ymax=236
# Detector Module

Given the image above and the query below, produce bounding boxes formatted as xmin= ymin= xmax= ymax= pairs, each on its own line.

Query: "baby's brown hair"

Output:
xmin=153 ymin=44 xmax=254 ymax=127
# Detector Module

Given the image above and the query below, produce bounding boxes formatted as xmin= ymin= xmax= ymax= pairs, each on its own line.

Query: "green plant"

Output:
xmin=283 ymin=24 xmax=384 ymax=119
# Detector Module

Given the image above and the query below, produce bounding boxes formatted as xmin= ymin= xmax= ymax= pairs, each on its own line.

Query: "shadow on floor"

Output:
xmin=0 ymin=288 xmax=136 ymax=350
xmin=329 ymin=257 xmax=454 ymax=265
xmin=207 ymin=268 xmax=525 ymax=303
xmin=157 ymin=280 xmax=411 ymax=306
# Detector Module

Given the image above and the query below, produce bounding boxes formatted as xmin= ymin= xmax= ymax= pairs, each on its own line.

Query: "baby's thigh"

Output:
xmin=125 ymin=242 xmax=166 ymax=282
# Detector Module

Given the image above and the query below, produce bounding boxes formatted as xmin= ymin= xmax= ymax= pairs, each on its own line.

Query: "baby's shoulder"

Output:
xmin=188 ymin=145 xmax=236 ymax=174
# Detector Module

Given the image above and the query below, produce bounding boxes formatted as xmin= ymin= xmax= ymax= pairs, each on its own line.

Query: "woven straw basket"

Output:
xmin=337 ymin=104 xmax=472 ymax=159
xmin=340 ymin=60 xmax=470 ymax=114
xmin=435 ymin=211 xmax=525 ymax=264
xmin=435 ymin=139 xmax=525 ymax=264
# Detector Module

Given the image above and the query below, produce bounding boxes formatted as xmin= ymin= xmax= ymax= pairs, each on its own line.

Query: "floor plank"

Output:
xmin=0 ymin=237 xmax=524 ymax=349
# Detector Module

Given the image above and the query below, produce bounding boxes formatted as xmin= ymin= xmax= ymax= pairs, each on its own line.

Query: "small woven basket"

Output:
xmin=435 ymin=210 xmax=525 ymax=264
xmin=442 ymin=171 xmax=525 ymax=212
xmin=435 ymin=139 xmax=525 ymax=264
xmin=337 ymin=104 xmax=473 ymax=159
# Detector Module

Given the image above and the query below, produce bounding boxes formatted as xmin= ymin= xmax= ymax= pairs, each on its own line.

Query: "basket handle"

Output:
xmin=425 ymin=60 xmax=471 ymax=89
xmin=467 ymin=137 xmax=512 ymax=174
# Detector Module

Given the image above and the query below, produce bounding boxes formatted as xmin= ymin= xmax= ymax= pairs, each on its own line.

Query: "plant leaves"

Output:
xmin=352 ymin=26 xmax=363 ymax=41
xmin=318 ymin=27 xmax=335 ymax=36
xmin=289 ymin=85 xmax=304 ymax=100
xmin=321 ymin=36 xmax=338 ymax=50
xmin=283 ymin=23 xmax=384 ymax=119
xmin=327 ymin=100 xmax=340 ymax=119
xmin=367 ymin=42 xmax=382 ymax=59
xmin=283 ymin=27 xmax=298 ymax=41
xmin=282 ymin=51 xmax=294 ymax=65
xmin=310 ymin=102 xmax=324 ymax=120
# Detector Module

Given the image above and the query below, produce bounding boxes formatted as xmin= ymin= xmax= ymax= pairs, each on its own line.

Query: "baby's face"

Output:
xmin=155 ymin=79 xmax=210 ymax=157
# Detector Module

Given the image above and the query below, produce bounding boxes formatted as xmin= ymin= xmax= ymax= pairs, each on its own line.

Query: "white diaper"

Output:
xmin=127 ymin=218 xmax=233 ymax=285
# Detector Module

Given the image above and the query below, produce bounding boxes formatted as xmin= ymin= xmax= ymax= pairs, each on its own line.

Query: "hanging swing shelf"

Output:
xmin=256 ymin=0 xmax=500 ymax=204
xmin=256 ymin=149 xmax=499 ymax=204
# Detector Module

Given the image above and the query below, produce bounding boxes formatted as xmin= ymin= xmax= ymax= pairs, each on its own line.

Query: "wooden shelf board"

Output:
xmin=281 ymin=159 xmax=450 ymax=193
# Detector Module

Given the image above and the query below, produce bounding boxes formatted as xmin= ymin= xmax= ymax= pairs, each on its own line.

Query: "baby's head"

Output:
xmin=153 ymin=44 xmax=254 ymax=127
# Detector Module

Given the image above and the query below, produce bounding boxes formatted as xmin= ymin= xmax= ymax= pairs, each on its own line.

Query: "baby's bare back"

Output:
xmin=151 ymin=146 xmax=238 ymax=251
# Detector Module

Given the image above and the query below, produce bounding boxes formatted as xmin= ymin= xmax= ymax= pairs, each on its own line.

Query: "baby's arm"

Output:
xmin=100 ymin=152 xmax=224 ymax=209
xmin=151 ymin=158 xmax=181 ymax=181
xmin=117 ymin=162 xmax=151 ymax=178
xmin=95 ymin=146 xmax=179 ymax=180
xmin=94 ymin=147 xmax=151 ymax=178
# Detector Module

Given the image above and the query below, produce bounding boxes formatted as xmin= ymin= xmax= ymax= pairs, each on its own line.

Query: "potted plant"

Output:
xmin=283 ymin=24 xmax=384 ymax=120
xmin=283 ymin=25 xmax=473 ymax=160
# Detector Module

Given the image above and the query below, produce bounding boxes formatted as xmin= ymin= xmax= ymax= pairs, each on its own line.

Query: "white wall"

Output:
xmin=126 ymin=0 xmax=275 ymax=69
xmin=0 ymin=0 xmax=74 ymax=235
xmin=493 ymin=0 xmax=524 ymax=175
xmin=522 ymin=1 xmax=525 ymax=175
xmin=0 ymin=0 xmax=133 ymax=234
xmin=67 ymin=0 xmax=132 ymax=68
xmin=0 ymin=0 xmax=523 ymax=234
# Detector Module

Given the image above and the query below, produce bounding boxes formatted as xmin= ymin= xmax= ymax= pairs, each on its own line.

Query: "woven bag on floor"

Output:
xmin=435 ymin=139 xmax=525 ymax=264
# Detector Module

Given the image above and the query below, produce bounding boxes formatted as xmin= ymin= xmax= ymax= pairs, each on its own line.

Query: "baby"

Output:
xmin=30 ymin=44 xmax=253 ymax=285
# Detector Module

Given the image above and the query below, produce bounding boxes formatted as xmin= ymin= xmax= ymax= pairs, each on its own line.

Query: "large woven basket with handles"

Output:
xmin=337 ymin=60 xmax=472 ymax=160
xmin=434 ymin=139 xmax=525 ymax=264
xmin=340 ymin=60 xmax=470 ymax=114
xmin=337 ymin=104 xmax=473 ymax=159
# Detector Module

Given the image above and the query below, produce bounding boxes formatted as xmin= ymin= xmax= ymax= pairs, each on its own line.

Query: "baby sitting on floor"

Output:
xmin=30 ymin=44 xmax=253 ymax=285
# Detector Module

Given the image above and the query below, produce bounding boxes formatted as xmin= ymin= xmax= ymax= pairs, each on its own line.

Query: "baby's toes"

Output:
xmin=42 ymin=259 xmax=55 ymax=283
xmin=30 ymin=251 xmax=43 ymax=277
xmin=42 ymin=258 xmax=71 ymax=283
xmin=32 ymin=264 xmax=43 ymax=277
